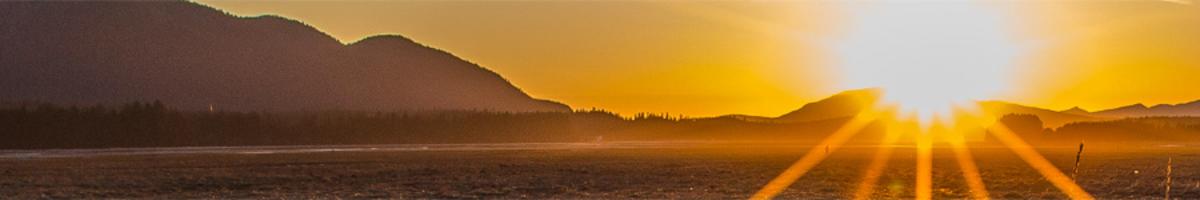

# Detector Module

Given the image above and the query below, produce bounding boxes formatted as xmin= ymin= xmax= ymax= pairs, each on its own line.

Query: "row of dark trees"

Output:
xmin=0 ymin=101 xmax=584 ymax=149
xmin=0 ymin=101 xmax=865 ymax=149
xmin=996 ymin=114 xmax=1200 ymax=145
xmin=5 ymin=101 xmax=1198 ymax=149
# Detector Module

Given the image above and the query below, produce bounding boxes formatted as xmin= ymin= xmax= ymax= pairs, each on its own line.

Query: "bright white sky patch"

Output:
xmin=833 ymin=1 xmax=1027 ymax=122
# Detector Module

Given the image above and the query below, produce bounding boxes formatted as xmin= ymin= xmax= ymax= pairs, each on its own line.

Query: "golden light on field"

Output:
xmin=755 ymin=103 xmax=1097 ymax=200
xmin=750 ymin=105 xmax=891 ymax=200
xmin=851 ymin=119 xmax=904 ymax=200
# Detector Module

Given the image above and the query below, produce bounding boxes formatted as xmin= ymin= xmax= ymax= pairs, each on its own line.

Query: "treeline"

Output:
xmin=997 ymin=114 xmax=1200 ymax=145
xmin=0 ymin=101 xmax=586 ymax=149
xmin=6 ymin=101 xmax=1198 ymax=149
xmin=0 ymin=102 xmax=869 ymax=149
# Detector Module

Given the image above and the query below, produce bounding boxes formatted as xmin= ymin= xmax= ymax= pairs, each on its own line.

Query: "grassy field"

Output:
xmin=0 ymin=143 xmax=1196 ymax=199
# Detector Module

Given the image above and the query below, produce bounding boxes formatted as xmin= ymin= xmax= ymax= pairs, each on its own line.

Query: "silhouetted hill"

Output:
xmin=0 ymin=1 xmax=568 ymax=112
xmin=1091 ymin=100 xmax=1200 ymax=118
xmin=1091 ymin=104 xmax=1149 ymax=118
xmin=775 ymin=88 xmax=881 ymax=122
xmin=1060 ymin=106 xmax=1090 ymax=115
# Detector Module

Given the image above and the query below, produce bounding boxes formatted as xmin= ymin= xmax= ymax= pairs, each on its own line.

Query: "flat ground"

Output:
xmin=0 ymin=143 xmax=1196 ymax=199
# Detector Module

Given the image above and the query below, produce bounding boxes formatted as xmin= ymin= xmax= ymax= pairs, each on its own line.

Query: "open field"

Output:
xmin=1 ymin=142 xmax=1197 ymax=199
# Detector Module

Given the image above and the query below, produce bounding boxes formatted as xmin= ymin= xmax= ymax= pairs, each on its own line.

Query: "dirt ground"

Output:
xmin=0 ymin=143 xmax=1197 ymax=199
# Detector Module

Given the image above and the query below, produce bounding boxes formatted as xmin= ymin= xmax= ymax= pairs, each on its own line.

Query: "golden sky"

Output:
xmin=1004 ymin=1 xmax=1200 ymax=111
xmin=198 ymin=0 xmax=1200 ymax=116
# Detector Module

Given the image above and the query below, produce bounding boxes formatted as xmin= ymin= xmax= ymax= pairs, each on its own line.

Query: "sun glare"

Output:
xmin=833 ymin=2 xmax=1026 ymax=123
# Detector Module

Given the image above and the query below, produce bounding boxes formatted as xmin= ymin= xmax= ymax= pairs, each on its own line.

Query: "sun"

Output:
xmin=832 ymin=1 xmax=1027 ymax=123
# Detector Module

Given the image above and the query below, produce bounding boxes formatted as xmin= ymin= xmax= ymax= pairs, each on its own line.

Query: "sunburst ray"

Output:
xmin=750 ymin=106 xmax=889 ymax=200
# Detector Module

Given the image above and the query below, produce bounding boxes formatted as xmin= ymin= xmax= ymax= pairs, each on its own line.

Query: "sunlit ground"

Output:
xmin=750 ymin=105 xmax=1096 ymax=200
xmin=0 ymin=142 xmax=1194 ymax=199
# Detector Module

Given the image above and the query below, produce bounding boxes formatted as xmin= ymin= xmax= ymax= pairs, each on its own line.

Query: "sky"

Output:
xmin=197 ymin=0 xmax=1200 ymax=117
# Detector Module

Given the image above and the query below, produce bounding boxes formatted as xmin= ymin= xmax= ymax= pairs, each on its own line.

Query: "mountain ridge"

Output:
xmin=763 ymin=89 xmax=1110 ymax=128
xmin=1090 ymin=100 xmax=1200 ymax=118
xmin=0 ymin=1 xmax=568 ymax=112
xmin=775 ymin=88 xmax=881 ymax=123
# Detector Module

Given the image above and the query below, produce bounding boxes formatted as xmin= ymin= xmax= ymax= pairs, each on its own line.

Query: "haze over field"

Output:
xmin=3 ymin=1 xmax=1200 ymax=199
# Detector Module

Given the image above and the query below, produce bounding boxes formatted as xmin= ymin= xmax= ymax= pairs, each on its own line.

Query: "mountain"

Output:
xmin=1091 ymin=100 xmax=1200 ymax=118
xmin=0 ymin=1 xmax=568 ymax=112
xmin=1060 ymin=107 xmax=1090 ymax=115
xmin=775 ymin=88 xmax=881 ymax=122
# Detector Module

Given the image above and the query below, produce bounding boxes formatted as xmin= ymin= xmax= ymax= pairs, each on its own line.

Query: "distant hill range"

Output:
xmin=752 ymin=89 xmax=1200 ymax=128
xmin=977 ymin=100 xmax=1200 ymax=126
xmin=761 ymin=88 xmax=1094 ymax=127
xmin=0 ymin=1 xmax=568 ymax=112
xmin=1082 ymin=101 xmax=1200 ymax=118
